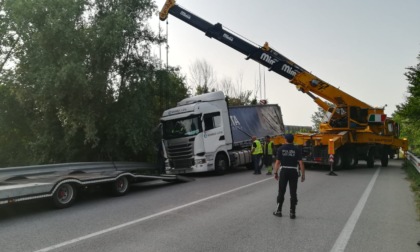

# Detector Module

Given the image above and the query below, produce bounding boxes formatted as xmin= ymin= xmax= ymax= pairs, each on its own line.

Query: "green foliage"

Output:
xmin=284 ymin=125 xmax=312 ymax=134
xmin=226 ymin=90 xmax=253 ymax=106
xmin=250 ymin=97 xmax=257 ymax=105
xmin=394 ymin=52 xmax=420 ymax=153
xmin=189 ymin=59 xmax=216 ymax=95
xmin=402 ymin=161 xmax=420 ymax=219
xmin=311 ymin=101 xmax=333 ymax=131
xmin=0 ymin=84 xmax=35 ymax=166
xmin=195 ymin=84 xmax=215 ymax=95
xmin=0 ymin=0 xmax=188 ymax=167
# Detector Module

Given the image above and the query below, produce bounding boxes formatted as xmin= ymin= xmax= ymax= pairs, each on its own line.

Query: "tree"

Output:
xmin=0 ymin=0 xmax=188 ymax=166
xmin=0 ymin=1 xmax=19 ymax=73
xmin=0 ymin=84 xmax=35 ymax=167
xmin=189 ymin=59 xmax=217 ymax=95
xmin=394 ymin=52 xmax=420 ymax=154
xmin=219 ymin=74 xmax=253 ymax=106
xmin=311 ymin=101 xmax=334 ymax=131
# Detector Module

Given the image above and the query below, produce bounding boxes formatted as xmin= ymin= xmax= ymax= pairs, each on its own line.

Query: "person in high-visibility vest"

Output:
xmin=263 ymin=135 xmax=274 ymax=175
xmin=251 ymin=136 xmax=263 ymax=174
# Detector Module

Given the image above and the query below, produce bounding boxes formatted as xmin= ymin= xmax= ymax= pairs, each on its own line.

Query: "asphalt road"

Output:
xmin=0 ymin=159 xmax=419 ymax=252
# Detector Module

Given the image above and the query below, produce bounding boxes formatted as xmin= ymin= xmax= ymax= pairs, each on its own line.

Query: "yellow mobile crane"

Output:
xmin=159 ymin=0 xmax=408 ymax=169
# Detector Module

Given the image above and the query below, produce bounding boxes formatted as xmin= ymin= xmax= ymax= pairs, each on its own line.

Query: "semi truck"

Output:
xmin=0 ymin=162 xmax=190 ymax=209
xmin=159 ymin=0 xmax=408 ymax=170
xmin=160 ymin=91 xmax=285 ymax=174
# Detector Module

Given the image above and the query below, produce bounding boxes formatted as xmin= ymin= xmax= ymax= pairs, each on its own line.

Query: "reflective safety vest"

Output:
xmin=253 ymin=140 xmax=263 ymax=155
xmin=265 ymin=141 xmax=274 ymax=155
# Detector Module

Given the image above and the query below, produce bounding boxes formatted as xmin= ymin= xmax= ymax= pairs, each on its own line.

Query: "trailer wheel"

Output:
xmin=215 ymin=153 xmax=228 ymax=175
xmin=52 ymin=183 xmax=77 ymax=209
xmin=367 ymin=150 xmax=375 ymax=168
xmin=110 ymin=176 xmax=130 ymax=196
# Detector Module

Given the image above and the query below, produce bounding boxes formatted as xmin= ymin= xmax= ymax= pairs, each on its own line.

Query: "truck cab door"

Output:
xmin=202 ymin=112 xmax=226 ymax=155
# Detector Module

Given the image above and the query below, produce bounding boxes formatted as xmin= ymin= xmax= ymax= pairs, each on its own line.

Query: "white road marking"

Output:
xmin=330 ymin=167 xmax=380 ymax=252
xmin=34 ymin=177 xmax=273 ymax=252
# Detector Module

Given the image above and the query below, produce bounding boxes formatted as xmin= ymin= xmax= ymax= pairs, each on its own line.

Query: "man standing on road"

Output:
xmin=273 ymin=134 xmax=305 ymax=219
xmin=263 ymin=135 xmax=274 ymax=175
xmin=251 ymin=136 xmax=263 ymax=174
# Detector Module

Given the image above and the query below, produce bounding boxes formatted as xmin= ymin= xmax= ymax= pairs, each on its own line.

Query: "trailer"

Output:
xmin=0 ymin=162 xmax=192 ymax=209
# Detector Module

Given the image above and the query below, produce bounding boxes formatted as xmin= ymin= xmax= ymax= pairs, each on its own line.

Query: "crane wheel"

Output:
xmin=380 ymin=151 xmax=389 ymax=167
xmin=333 ymin=151 xmax=344 ymax=170
xmin=367 ymin=150 xmax=375 ymax=168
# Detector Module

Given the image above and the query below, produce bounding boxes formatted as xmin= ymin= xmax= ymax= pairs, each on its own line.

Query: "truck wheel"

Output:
xmin=110 ymin=176 xmax=130 ymax=196
xmin=333 ymin=151 xmax=344 ymax=170
xmin=215 ymin=153 xmax=228 ymax=175
xmin=353 ymin=157 xmax=359 ymax=167
xmin=345 ymin=152 xmax=355 ymax=169
xmin=52 ymin=183 xmax=77 ymax=209
xmin=367 ymin=151 xmax=375 ymax=168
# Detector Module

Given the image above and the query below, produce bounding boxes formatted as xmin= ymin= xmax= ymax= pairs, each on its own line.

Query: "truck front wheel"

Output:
xmin=52 ymin=183 xmax=77 ymax=209
xmin=215 ymin=153 xmax=228 ymax=175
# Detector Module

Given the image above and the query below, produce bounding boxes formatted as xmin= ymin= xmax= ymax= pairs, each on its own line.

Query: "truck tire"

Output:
xmin=345 ymin=151 xmax=358 ymax=169
xmin=110 ymin=176 xmax=130 ymax=196
xmin=367 ymin=150 xmax=375 ymax=168
xmin=52 ymin=183 xmax=77 ymax=209
xmin=215 ymin=153 xmax=228 ymax=175
xmin=333 ymin=151 xmax=344 ymax=170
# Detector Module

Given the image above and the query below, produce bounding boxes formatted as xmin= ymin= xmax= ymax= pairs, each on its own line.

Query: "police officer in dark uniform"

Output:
xmin=273 ymin=134 xmax=305 ymax=219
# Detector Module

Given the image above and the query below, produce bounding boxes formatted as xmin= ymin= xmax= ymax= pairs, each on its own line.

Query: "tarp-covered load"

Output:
xmin=228 ymin=105 xmax=285 ymax=148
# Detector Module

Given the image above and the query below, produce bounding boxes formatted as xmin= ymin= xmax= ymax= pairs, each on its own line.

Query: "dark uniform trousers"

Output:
xmin=277 ymin=168 xmax=299 ymax=212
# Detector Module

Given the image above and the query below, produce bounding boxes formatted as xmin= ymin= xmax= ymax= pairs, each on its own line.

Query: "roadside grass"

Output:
xmin=403 ymin=161 xmax=420 ymax=220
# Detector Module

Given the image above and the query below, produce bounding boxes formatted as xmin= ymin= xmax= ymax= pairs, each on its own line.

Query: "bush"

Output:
xmin=403 ymin=161 xmax=420 ymax=220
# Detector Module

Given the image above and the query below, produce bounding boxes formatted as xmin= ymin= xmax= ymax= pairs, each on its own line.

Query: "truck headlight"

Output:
xmin=195 ymin=158 xmax=206 ymax=164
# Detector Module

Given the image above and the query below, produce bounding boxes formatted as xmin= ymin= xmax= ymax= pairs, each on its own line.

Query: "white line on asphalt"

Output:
xmin=330 ymin=167 xmax=380 ymax=252
xmin=34 ymin=177 xmax=273 ymax=252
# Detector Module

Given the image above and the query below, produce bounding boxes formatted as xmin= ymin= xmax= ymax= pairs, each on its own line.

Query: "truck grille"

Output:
xmin=172 ymin=159 xmax=194 ymax=169
xmin=167 ymin=142 xmax=194 ymax=169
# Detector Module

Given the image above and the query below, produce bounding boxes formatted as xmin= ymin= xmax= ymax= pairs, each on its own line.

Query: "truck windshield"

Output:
xmin=162 ymin=116 xmax=202 ymax=139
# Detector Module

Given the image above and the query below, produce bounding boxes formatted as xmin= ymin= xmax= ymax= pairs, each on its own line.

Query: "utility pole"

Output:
xmin=166 ymin=18 xmax=169 ymax=69
xmin=158 ymin=21 xmax=162 ymax=69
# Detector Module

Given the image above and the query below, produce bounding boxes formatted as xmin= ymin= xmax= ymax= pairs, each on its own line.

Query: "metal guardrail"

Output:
xmin=406 ymin=151 xmax=420 ymax=173
xmin=0 ymin=162 xmax=156 ymax=178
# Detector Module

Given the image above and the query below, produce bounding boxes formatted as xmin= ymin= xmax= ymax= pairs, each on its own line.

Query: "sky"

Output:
xmin=152 ymin=0 xmax=420 ymax=126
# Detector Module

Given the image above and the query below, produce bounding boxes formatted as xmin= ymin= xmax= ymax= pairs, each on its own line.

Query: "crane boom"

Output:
xmin=159 ymin=0 xmax=372 ymax=110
